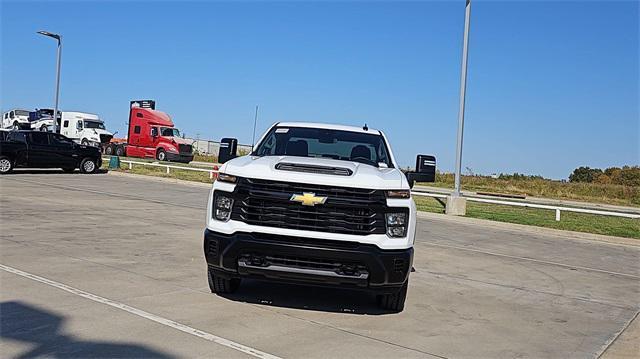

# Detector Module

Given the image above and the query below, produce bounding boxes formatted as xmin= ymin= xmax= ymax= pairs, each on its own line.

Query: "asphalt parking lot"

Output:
xmin=1 ymin=172 xmax=638 ymax=358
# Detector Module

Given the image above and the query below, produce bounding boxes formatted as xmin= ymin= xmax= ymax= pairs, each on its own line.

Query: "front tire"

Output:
xmin=12 ymin=121 xmax=20 ymax=131
xmin=207 ymin=269 xmax=240 ymax=294
xmin=0 ymin=156 xmax=13 ymax=174
xmin=80 ymin=158 xmax=98 ymax=174
xmin=156 ymin=149 xmax=167 ymax=161
xmin=377 ymin=281 xmax=408 ymax=312
xmin=81 ymin=139 xmax=89 ymax=146
xmin=104 ymin=145 xmax=113 ymax=155
xmin=115 ymin=145 xmax=125 ymax=157
xmin=40 ymin=125 xmax=48 ymax=132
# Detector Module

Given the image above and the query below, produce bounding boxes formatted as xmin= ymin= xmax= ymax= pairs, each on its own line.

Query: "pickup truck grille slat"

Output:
xmin=231 ymin=178 xmax=387 ymax=235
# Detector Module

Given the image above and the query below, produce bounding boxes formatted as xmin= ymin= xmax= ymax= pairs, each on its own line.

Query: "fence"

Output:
xmin=105 ymin=157 xmax=640 ymax=222
xmin=411 ymin=191 xmax=640 ymax=221
xmin=106 ymin=157 xmax=219 ymax=179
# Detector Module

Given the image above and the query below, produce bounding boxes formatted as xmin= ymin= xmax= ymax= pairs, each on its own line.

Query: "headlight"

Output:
xmin=217 ymin=173 xmax=237 ymax=183
xmin=386 ymin=212 xmax=407 ymax=238
xmin=386 ymin=190 xmax=411 ymax=199
xmin=213 ymin=192 xmax=234 ymax=221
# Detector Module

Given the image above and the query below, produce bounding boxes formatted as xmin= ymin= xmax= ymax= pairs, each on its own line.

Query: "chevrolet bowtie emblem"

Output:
xmin=290 ymin=192 xmax=327 ymax=206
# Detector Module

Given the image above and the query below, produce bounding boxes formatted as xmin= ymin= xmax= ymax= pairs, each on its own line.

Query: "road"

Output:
xmin=1 ymin=172 xmax=638 ymax=358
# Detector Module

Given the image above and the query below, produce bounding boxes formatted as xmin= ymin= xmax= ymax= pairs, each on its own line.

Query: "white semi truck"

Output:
xmin=59 ymin=112 xmax=114 ymax=147
xmin=23 ymin=109 xmax=113 ymax=148
xmin=203 ymin=122 xmax=436 ymax=312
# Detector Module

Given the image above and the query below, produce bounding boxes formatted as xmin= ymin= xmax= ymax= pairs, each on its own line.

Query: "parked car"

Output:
xmin=0 ymin=131 xmax=102 ymax=174
xmin=203 ymin=122 xmax=436 ymax=312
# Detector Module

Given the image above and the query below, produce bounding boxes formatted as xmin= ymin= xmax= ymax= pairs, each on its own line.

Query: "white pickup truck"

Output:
xmin=204 ymin=122 xmax=436 ymax=312
xmin=1 ymin=109 xmax=31 ymax=130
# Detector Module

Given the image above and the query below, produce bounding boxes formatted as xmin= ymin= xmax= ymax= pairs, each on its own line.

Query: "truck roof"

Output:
xmin=63 ymin=111 xmax=101 ymax=120
xmin=134 ymin=107 xmax=173 ymax=126
xmin=276 ymin=122 xmax=382 ymax=135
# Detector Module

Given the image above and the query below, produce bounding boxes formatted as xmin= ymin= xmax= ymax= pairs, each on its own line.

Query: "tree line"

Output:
xmin=569 ymin=166 xmax=640 ymax=187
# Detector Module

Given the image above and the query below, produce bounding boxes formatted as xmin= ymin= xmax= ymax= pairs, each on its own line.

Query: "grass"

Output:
xmin=418 ymin=173 xmax=639 ymax=207
xmin=193 ymin=153 xmax=219 ymax=163
xmin=414 ymin=196 xmax=640 ymax=239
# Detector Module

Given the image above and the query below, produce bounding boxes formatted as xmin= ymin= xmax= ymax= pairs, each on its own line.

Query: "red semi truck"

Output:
xmin=105 ymin=100 xmax=194 ymax=163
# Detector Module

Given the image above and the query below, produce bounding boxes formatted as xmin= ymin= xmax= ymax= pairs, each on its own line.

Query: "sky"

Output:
xmin=1 ymin=0 xmax=638 ymax=179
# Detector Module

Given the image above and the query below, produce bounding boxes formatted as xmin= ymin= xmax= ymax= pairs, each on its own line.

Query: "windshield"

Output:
xmin=253 ymin=126 xmax=393 ymax=167
xmin=84 ymin=120 xmax=105 ymax=129
xmin=160 ymin=127 xmax=180 ymax=137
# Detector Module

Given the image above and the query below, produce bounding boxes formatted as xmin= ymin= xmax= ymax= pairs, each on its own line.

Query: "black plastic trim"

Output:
xmin=203 ymin=229 xmax=412 ymax=292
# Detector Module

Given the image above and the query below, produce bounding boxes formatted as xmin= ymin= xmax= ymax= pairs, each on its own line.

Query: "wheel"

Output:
xmin=207 ymin=269 xmax=240 ymax=294
xmin=40 ymin=125 xmax=48 ymax=132
xmin=79 ymin=158 xmax=97 ymax=174
xmin=115 ymin=145 xmax=125 ymax=156
xmin=12 ymin=121 xmax=20 ymax=131
xmin=62 ymin=168 xmax=75 ymax=173
xmin=81 ymin=139 xmax=89 ymax=146
xmin=0 ymin=156 xmax=13 ymax=174
xmin=377 ymin=281 xmax=408 ymax=312
xmin=156 ymin=149 xmax=167 ymax=161
xmin=104 ymin=145 xmax=113 ymax=155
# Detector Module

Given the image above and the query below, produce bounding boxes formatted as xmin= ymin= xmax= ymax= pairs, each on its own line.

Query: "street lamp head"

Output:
xmin=37 ymin=30 xmax=61 ymax=41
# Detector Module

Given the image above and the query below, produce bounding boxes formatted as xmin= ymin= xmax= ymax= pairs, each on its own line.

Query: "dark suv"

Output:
xmin=0 ymin=131 xmax=102 ymax=174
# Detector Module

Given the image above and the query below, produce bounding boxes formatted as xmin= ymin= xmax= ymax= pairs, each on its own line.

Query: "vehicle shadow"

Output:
xmin=6 ymin=168 xmax=109 ymax=175
xmin=219 ymin=279 xmax=394 ymax=315
xmin=1 ymin=301 xmax=176 ymax=358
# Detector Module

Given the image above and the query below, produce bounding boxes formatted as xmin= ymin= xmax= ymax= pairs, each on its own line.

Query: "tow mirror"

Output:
xmin=219 ymin=138 xmax=238 ymax=164
xmin=406 ymin=155 xmax=436 ymax=188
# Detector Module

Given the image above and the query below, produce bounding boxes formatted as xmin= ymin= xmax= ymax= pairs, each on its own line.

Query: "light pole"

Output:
xmin=448 ymin=0 xmax=472 ymax=215
xmin=37 ymin=30 xmax=62 ymax=133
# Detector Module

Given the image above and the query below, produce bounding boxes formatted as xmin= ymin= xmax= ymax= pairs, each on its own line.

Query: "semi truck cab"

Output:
xmin=125 ymin=101 xmax=193 ymax=162
xmin=60 ymin=112 xmax=113 ymax=147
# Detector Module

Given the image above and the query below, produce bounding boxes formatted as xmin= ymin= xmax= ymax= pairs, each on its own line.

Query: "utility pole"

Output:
xmin=37 ymin=31 xmax=62 ymax=133
xmin=447 ymin=0 xmax=472 ymax=215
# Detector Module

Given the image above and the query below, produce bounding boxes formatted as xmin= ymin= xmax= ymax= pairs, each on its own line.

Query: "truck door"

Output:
xmin=149 ymin=126 xmax=160 ymax=157
xmin=62 ymin=118 xmax=71 ymax=137
xmin=49 ymin=133 xmax=78 ymax=168
xmin=75 ymin=120 xmax=84 ymax=141
xmin=26 ymin=132 xmax=51 ymax=167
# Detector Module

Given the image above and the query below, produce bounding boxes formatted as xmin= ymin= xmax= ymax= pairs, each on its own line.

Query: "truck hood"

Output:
xmin=165 ymin=136 xmax=191 ymax=145
xmin=86 ymin=128 xmax=113 ymax=136
xmin=220 ymin=155 xmax=409 ymax=190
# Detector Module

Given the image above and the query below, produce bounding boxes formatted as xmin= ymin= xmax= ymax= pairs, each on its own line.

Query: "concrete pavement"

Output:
xmin=1 ymin=172 xmax=638 ymax=358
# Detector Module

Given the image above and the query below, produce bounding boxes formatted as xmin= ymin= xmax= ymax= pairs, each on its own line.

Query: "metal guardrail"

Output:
xmin=103 ymin=157 xmax=639 ymax=222
xmin=411 ymin=192 xmax=640 ymax=221
xmin=103 ymin=157 xmax=219 ymax=179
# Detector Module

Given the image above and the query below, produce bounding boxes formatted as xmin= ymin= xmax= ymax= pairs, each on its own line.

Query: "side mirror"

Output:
xmin=405 ymin=155 xmax=436 ymax=188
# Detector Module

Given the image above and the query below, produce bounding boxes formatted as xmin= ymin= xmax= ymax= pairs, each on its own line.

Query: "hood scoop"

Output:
xmin=275 ymin=162 xmax=353 ymax=176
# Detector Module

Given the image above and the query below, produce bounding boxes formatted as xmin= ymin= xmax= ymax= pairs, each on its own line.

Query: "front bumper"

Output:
xmin=166 ymin=152 xmax=194 ymax=163
xmin=204 ymin=229 xmax=413 ymax=292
